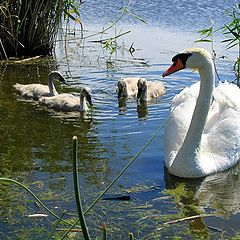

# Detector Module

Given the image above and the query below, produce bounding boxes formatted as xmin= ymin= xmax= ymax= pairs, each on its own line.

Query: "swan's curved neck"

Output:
xmin=48 ymin=77 xmax=58 ymax=95
xmin=79 ymin=95 xmax=88 ymax=112
xmin=173 ymin=60 xmax=214 ymax=170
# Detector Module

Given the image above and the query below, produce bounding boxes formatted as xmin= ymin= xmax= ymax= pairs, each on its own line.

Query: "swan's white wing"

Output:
xmin=213 ymin=82 xmax=240 ymax=111
xmin=201 ymin=108 xmax=240 ymax=173
xmin=164 ymin=82 xmax=200 ymax=166
xmin=201 ymin=83 xmax=240 ymax=173
xmin=205 ymin=82 xmax=240 ymax=132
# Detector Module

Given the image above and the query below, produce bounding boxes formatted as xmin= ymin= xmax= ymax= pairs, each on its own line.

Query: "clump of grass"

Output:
xmin=0 ymin=0 xmax=82 ymax=59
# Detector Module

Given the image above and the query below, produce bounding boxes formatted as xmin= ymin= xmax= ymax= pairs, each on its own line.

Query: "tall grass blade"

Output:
xmin=72 ymin=136 xmax=91 ymax=240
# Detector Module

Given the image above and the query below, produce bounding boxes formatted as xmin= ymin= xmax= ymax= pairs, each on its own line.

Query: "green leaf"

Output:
xmin=195 ymin=39 xmax=212 ymax=43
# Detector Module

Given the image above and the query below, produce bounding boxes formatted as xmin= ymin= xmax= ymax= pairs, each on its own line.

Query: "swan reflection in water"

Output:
xmin=137 ymin=101 xmax=148 ymax=119
xmin=118 ymin=97 xmax=127 ymax=115
xmin=117 ymin=97 xmax=149 ymax=119
xmin=164 ymin=162 xmax=240 ymax=236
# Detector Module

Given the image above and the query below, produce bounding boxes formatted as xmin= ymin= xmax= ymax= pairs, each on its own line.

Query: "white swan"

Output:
xmin=117 ymin=77 xmax=142 ymax=99
xmin=137 ymin=78 xmax=165 ymax=102
xmin=39 ymin=87 xmax=92 ymax=112
xmin=13 ymin=71 xmax=67 ymax=100
xmin=162 ymin=48 xmax=240 ymax=178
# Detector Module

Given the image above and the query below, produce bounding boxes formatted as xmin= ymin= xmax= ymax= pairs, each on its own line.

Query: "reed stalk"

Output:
xmin=129 ymin=232 xmax=134 ymax=240
xmin=102 ymin=223 xmax=107 ymax=240
xmin=72 ymin=136 xmax=91 ymax=240
xmin=61 ymin=117 xmax=169 ymax=239
xmin=47 ymin=211 xmax=66 ymax=240
xmin=0 ymin=0 xmax=81 ymax=59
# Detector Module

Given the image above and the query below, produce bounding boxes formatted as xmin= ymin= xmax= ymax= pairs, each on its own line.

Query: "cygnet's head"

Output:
xmin=137 ymin=79 xmax=147 ymax=101
xmin=48 ymin=71 xmax=68 ymax=85
xmin=117 ymin=79 xmax=127 ymax=99
xmin=81 ymin=87 xmax=93 ymax=106
xmin=162 ymin=48 xmax=213 ymax=77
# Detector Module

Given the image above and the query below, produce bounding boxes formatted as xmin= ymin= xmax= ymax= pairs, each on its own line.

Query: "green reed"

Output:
xmin=0 ymin=0 xmax=81 ymax=59
xmin=72 ymin=136 xmax=91 ymax=240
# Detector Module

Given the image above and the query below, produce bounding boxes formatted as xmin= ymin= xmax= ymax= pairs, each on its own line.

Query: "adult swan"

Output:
xmin=162 ymin=48 xmax=240 ymax=178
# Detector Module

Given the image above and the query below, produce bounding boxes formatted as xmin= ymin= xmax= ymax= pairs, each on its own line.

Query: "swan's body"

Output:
xmin=39 ymin=87 xmax=92 ymax=112
xmin=163 ymin=48 xmax=240 ymax=178
xmin=117 ymin=77 xmax=142 ymax=99
xmin=137 ymin=79 xmax=165 ymax=102
xmin=13 ymin=71 xmax=67 ymax=100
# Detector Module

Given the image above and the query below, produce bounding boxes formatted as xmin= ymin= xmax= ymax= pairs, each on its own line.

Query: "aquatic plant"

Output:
xmin=86 ymin=4 xmax=147 ymax=63
xmin=0 ymin=0 xmax=82 ymax=59
xmin=0 ymin=132 xmax=237 ymax=239
xmin=195 ymin=4 xmax=240 ymax=86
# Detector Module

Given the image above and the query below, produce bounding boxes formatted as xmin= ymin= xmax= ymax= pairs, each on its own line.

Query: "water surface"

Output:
xmin=0 ymin=0 xmax=239 ymax=239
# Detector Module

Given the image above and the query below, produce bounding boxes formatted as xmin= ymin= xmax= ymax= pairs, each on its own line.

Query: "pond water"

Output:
xmin=0 ymin=0 xmax=240 ymax=239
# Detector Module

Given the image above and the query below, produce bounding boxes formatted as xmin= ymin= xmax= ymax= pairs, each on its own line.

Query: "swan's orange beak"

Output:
xmin=162 ymin=58 xmax=185 ymax=77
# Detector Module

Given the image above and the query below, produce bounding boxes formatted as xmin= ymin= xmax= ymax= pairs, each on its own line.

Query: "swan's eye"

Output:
xmin=172 ymin=54 xmax=180 ymax=63
xmin=172 ymin=53 xmax=192 ymax=67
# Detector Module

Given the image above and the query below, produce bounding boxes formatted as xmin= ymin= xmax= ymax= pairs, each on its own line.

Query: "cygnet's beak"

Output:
xmin=59 ymin=76 xmax=69 ymax=85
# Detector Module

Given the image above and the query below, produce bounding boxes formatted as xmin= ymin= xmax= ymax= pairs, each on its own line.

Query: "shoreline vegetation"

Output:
xmin=0 ymin=0 xmax=82 ymax=60
xmin=0 ymin=0 xmax=147 ymax=62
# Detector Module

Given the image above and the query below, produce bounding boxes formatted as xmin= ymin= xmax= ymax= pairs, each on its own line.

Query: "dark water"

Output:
xmin=0 ymin=0 xmax=240 ymax=239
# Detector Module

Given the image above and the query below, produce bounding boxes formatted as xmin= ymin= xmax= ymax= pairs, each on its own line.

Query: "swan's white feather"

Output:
xmin=164 ymin=79 xmax=240 ymax=176
xmin=164 ymin=48 xmax=240 ymax=177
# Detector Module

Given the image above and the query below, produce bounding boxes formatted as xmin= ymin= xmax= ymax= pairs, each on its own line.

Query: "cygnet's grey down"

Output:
xmin=39 ymin=87 xmax=93 ymax=112
xmin=13 ymin=71 xmax=67 ymax=100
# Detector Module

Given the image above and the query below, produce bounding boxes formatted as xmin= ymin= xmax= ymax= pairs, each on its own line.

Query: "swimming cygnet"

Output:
xmin=117 ymin=77 xmax=143 ymax=99
xmin=13 ymin=71 xmax=67 ymax=100
xmin=39 ymin=87 xmax=92 ymax=112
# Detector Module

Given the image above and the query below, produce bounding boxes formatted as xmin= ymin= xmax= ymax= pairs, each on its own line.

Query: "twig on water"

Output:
xmin=157 ymin=214 xmax=215 ymax=231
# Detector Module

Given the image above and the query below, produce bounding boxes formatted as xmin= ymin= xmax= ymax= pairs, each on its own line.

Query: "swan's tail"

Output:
xmin=13 ymin=83 xmax=23 ymax=91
